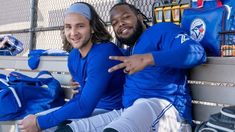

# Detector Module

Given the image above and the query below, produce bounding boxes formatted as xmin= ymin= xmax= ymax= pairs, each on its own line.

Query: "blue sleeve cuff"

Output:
xmin=37 ymin=113 xmax=58 ymax=130
xmin=37 ymin=115 xmax=49 ymax=130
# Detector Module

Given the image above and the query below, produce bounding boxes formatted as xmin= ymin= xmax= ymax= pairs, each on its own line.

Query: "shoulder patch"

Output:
xmin=175 ymin=33 xmax=190 ymax=44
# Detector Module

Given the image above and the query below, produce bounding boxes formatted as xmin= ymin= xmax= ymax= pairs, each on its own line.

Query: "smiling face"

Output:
xmin=110 ymin=5 xmax=144 ymax=46
xmin=64 ymin=13 xmax=93 ymax=56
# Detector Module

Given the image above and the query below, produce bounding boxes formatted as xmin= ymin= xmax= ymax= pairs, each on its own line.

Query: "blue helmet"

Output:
xmin=0 ymin=35 xmax=24 ymax=56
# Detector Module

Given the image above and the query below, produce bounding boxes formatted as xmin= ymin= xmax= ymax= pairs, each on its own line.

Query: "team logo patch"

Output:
xmin=190 ymin=18 xmax=206 ymax=42
xmin=175 ymin=34 xmax=190 ymax=44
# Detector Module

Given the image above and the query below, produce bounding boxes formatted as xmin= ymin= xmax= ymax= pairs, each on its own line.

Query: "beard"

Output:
xmin=115 ymin=20 xmax=144 ymax=47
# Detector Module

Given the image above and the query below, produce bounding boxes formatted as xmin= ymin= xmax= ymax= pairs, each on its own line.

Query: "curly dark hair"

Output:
xmin=61 ymin=30 xmax=73 ymax=52
xmin=110 ymin=2 xmax=149 ymax=28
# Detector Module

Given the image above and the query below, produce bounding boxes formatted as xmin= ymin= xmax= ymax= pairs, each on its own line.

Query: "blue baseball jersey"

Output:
xmin=123 ymin=23 xmax=206 ymax=123
xmin=37 ymin=42 xmax=125 ymax=129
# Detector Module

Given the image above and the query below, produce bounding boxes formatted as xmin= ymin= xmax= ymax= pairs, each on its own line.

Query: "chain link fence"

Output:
xmin=0 ymin=0 xmax=154 ymax=56
xmin=0 ymin=0 xmax=31 ymax=55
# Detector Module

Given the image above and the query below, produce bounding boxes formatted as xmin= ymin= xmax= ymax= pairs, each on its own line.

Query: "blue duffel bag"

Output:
xmin=0 ymin=71 xmax=65 ymax=120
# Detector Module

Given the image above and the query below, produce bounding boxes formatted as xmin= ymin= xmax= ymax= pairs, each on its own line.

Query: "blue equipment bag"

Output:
xmin=195 ymin=105 xmax=235 ymax=131
xmin=191 ymin=0 xmax=222 ymax=8
xmin=181 ymin=6 xmax=227 ymax=56
xmin=222 ymin=0 xmax=235 ymax=31
xmin=0 ymin=71 xmax=65 ymax=120
xmin=0 ymin=74 xmax=22 ymax=120
xmin=191 ymin=0 xmax=235 ymax=31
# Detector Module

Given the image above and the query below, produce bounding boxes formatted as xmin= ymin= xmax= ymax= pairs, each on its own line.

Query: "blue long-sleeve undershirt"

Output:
xmin=37 ymin=42 xmax=125 ymax=129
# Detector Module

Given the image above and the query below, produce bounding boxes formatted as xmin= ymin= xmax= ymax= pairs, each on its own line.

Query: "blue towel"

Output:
xmin=28 ymin=49 xmax=68 ymax=70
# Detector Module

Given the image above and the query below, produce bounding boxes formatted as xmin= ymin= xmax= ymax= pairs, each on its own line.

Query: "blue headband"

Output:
xmin=65 ymin=3 xmax=91 ymax=20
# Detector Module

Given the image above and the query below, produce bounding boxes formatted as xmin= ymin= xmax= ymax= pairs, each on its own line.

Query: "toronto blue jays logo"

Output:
xmin=190 ymin=18 xmax=206 ymax=42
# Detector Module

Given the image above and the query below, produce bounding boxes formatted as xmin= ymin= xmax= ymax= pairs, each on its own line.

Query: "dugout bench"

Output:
xmin=0 ymin=56 xmax=234 ymax=131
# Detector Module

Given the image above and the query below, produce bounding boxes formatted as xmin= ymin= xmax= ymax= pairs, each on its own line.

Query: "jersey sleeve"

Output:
xmin=142 ymin=23 xmax=206 ymax=68
xmin=37 ymin=44 xmax=123 ymax=129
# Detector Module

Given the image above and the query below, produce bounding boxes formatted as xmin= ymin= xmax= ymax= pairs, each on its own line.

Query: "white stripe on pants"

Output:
xmin=69 ymin=98 xmax=192 ymax=132
xmin=38 ymin=108 xmax=109 ymax=132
